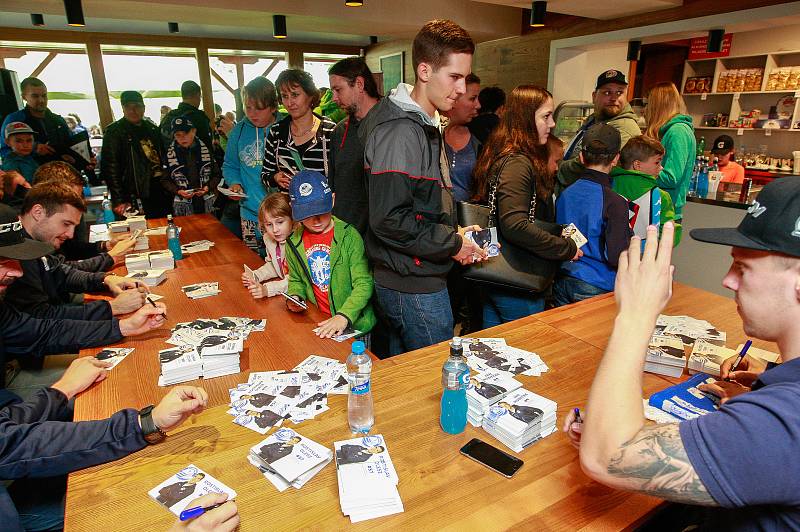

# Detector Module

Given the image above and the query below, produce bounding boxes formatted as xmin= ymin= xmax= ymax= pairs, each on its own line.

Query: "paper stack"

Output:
xmin=148 ymin=464 xmax=236 ymax=517
xmin=126 ymin=269 xmax=167 ymax=286
xmin=335 ymin=434 xmax=403 ymax=523
xmin=88 ymin=223 xmax=110 ymax=243
xmin=107 ymin=220 xmax=130 ymax=233
xmin=481 ymin=388 xmax=558 ymax=453
xmin=125 ymin=252 xmax=151 ymax=272
xmin=466 ymin=368 xmax=522 ymax=427
xmin=127 ymin=215 xmax=147 ymax=231
xmin=648 ymin=373 xmax=718 ymax=420
xmin=182 ymin=282 xmax=220 ymax=299
xmin=228 ymin=355 xmax=347 ymax=434
xmin=462 ymin=337 xmax=549 ymax=377
xmin=134 ymin=235 xmax=149 ymax=250
xmin=92 ymin=347 xmax=134 ymax=369
xmin=248 ymin=428 xmax=332 ymax=492
xmin=181 ymin=240 xmax=215 ymax=254
xmin=645 ymin=334 xmax=687 ymax=377
xmin=158 ymin=345 xmax=203 ymax=385
xmin=655 ymin=314 xmax=726 ymax=346
xmin=149 ymin=250 xmax=175 ymax=270
xmin=687 ymin=339 xmax=737 ymax=377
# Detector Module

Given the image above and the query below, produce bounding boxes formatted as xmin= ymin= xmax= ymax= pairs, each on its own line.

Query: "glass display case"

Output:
xmin=553 ymin=100 xmax=593 ymax=145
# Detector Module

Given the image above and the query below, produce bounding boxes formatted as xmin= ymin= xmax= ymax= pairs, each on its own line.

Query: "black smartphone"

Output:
xmin=460 ymin=438 xmax=523 ymax=478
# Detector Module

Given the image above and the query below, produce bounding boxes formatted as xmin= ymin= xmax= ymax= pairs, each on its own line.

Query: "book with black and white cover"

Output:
xmin=688 ymin=339 xmax=737 ymax=376
xmin=93 ymin=347 xmax=134 ymax=369
xmin=645 ymin=334 xmax=687 ymax=377
xmin=148 ymin=464 xmax=236 ymax=517
xmin=232 ymin=394 xmax=294 ymax=434
xmin=482 ymin=388 xmax=557 ymax=453
xmin=158 ymin=346 xmax=202 ymax=386
xmin=124 ymin=252 xmax=151 ymax=272
xmin=466 ymin=368 xmax=522 ymax=426
xmin=181 ymin=282 xmax=220 ymax=299
xmin=126 ymin=269 xmax=167 ymax=287
xmin=148 ymin=250 xmax=175 ymax=270
xmin=249 ymin=428 xmax=332 ymax=486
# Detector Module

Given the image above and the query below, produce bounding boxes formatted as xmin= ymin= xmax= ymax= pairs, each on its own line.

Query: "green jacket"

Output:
xmin=557 ymin=103 xmax=642 ymax=194
xmin=655 ymin=114 xmax=696 ymax=226
xmin=286 ymin=216 xmax=376 ymax=334
xmin=610 ymin=166 xmax=679 ymax=245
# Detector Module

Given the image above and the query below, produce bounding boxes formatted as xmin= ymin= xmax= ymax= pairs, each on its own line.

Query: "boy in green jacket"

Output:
xmin=610 ymin=135 xmax=677 ymax=246
xmin=284 ymin=170 xmax=376 ymax=339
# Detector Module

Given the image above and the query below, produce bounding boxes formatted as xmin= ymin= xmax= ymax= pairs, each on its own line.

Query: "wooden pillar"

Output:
xmin=85 ymin=42 xmax=114 ymax=128
xmin=195 ymin=45 xmax=215 ymax=122
xmin=287 ymin=49 xmax=303 ymax=70
xmin=627 ymin=59 xmax=638 ymax=101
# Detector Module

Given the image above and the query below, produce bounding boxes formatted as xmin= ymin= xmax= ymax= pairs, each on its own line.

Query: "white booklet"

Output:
xmin=249 ymin=428 xmax=332 ymax=485
xmin=92 ymin=347 xmax=134 ymax=369
xmin=148 ymin=464 xmax=236 ymax=516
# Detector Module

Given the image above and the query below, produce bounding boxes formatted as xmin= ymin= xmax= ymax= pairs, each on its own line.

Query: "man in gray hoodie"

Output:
xmin=358 ymin=19 xmax=487 ymax=356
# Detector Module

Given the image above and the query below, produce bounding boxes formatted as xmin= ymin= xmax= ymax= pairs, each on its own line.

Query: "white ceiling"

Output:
xmin=472 ymin=0 xmax=684 ymax=21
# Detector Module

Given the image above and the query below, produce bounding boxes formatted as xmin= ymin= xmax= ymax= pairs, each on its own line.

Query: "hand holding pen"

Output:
xmin=721 ymin=340 xmax=765 ymax=386
xmin=562 ymin=407 xmax=583 ymax=449
xmin=170 ymin=493 xmax=238 ymax=532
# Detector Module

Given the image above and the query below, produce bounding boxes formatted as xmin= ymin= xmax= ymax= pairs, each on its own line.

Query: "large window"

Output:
xmin=304 ymin=53 xmax=353 ymax=90
xmin=209 ymin=50 xmax=288 ymax=117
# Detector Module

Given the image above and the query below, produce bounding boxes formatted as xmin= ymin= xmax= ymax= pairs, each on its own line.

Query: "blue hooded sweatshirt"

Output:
xmin=222 ymin=118 xmax=273 ymax=222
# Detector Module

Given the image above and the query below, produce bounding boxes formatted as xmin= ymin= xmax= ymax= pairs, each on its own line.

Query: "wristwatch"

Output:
xmin=139 ymin=405 xmax=167 ymax=444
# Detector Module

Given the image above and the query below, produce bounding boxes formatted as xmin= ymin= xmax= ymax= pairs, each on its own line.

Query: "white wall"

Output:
xmin=551 ymin=43 xmax=629 ymax=106
xmin=729 ymin=22 xmax=800 ymax=56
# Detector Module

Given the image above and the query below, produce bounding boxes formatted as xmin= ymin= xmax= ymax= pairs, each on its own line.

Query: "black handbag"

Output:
xmin=457 ymin=156 xmax=563 ymax=293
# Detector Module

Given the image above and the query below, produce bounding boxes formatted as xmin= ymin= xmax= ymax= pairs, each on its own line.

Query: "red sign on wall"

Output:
xmin=688 ymin=34 xmax=733 ymax=60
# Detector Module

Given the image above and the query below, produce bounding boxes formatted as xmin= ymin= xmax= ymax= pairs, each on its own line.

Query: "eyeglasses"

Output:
xmin=600 ymin=90 xmax=625 ymax=98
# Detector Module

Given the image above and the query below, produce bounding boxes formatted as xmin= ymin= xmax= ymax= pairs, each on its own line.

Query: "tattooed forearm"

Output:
xmin=607 ymin=423 xmax=719 ymax=506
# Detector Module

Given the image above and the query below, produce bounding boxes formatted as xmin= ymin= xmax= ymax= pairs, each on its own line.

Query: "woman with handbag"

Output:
xmin=470 ymin=85 xmax=582 ymax=327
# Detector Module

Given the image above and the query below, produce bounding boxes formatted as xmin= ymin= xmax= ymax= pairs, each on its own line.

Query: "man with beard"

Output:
xmin=557 ymin=69 xmax=641 ymax=193
xmin=328 ymin=57 xmax=380 ymax=236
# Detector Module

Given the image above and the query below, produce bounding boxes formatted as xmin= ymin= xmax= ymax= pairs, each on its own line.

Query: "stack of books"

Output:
xmin=124 ymin=252 xmax=151 ymax=272
xmin=182 ymin=282 xmax=220 ymax=299
xmin=88 ymin=223 xmax=110 ymax=243
xmin=481 ymin=388 xmax=558 ymax=453
xmin=466 ymin=368 xmax=522 ymax=427
xmin=126 ymin=269 xmax=168 ymax=287
xmin=200 ymin=337 xmax=243 ymax=379
xmin=248 ymin=428 xmax=332 ymax=492
xmin=107 ymin=220 xmax=130 ymax=234
xmin=148 ymin=250 xmax=175 ymax=270
xmin=127 ymin=215 xmax=147 ymax=231
xmin=157 ymin=346 xmax=203 ymax=386
xmin=687 ymin=339 xmax=737 ymax=377
xmin=644 ymin=334 xmax=687 ymax=377
xmin=335 ymin=434 xmax=403 ymax=523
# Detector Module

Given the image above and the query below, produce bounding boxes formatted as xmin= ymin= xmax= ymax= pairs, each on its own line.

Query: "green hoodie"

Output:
xmin=655 ymin=114 xmax=696 ymax=225
xmin=286 ymin=216 xmax=376 ymax=334
xmin=611 ymin=166 xmax=679 ymax=244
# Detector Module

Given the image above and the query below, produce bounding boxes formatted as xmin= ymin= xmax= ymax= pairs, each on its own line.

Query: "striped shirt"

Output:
xmin=260 ymin=113 xmax=336 ymax=191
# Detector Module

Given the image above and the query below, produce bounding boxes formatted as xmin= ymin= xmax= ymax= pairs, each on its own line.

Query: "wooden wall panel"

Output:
xmin=365 ymin=39 xmax=415 ymax=93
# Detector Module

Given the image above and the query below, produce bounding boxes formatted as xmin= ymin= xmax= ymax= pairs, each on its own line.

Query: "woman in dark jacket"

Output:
xmin=471 ymin=85 xmax=582 ymax=327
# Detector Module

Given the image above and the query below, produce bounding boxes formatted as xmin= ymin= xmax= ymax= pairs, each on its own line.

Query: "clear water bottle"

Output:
xmin=347 ymin=341 xmax=374 ymax=433
xmin=440 ymin=337 xmax=469 ymax=434
xmin=101 ymin=192 xmax=115 ymax=224
xmin=166 ymin=214 xmax=183 ymax=260
xmin=687 ymin=156 xmax=699 ymax=197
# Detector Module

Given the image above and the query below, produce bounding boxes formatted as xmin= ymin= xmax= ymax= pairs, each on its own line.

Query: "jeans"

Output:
xmin=552 ymin=275 xmax=609 ymax=307
xmin=241 ymin=218 xmax=266 ymax=258
xmin=373 ymin=284 xmax=453 ymax=357
xmin=481 ymin=286 xmax=546 ymax=328
xmin=220 ymin=201 xmax=242 ymax=239
xmin=7 ymin=475 xmax=67 ymax=531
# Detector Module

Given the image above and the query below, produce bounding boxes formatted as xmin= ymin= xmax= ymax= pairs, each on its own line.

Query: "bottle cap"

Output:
xmin=352 ymin=341 xmax=365 ymax=354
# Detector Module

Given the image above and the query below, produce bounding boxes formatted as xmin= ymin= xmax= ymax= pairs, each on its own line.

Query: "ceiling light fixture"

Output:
xmin=707 ymin=29 xmax=725 ymax=53
xmin=530 ymin=1 xmax=546 ymax=27
xmin=168 ymin=22 xmax=179 ymax=33
xmin=273 ymin=15 xmax=287 ymax=39
xmin=63 ymin=0 xmax=85 ymax=27
xmin=345 ymin=0 xmax=364 ymax=6
xmin=31 ymin=14 xmax=45 ymax=26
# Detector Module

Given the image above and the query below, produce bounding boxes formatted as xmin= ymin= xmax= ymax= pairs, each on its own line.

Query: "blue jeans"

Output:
xmin=552 ymin=275 xmax=609 ymax=307
xmin=481 ymin=286 xmax=546 ymax=328
xmin=7 ymin=475 xmax=67 ymax=531
xmin=373 ymin=284 xmax=453 ymax=356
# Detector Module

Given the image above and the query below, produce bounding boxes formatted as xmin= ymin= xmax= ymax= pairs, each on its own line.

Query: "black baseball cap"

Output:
xmin=0 ymin=204 xmax=53 ymax=260
xmin=690 ymin=178 xmax=800 ymax=257
xmin=711 ymin=134 xmax=735 ymax=154
xmin=171 ymin=116 xmax=195 ymax=134
xmin=120 ymin=91 xmax=144 ymax=106
xmin=582 ymin=123 xmax=621 ymax=156
xmin=596 ymin=69 xmax=628 ymax=89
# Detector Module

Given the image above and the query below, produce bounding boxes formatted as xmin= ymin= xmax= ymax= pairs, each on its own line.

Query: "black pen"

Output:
xmin=146 ymin=296 xmax=166 ymax=321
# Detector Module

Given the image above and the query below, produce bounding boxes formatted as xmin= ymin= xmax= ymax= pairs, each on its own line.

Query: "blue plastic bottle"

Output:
xmin=440 ymin=337 xmax=469 ymax=434
xmin=166 ymin=214 xmax=183 ymax=260
xmin=696 ymin=156 xmax=709 ymax=199
xmin=101 ymin=192 xmax=115 ymax=224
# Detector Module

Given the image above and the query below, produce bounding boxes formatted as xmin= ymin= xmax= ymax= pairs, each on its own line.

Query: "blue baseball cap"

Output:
xmin=288 ymin=170 xmax=333 ymax=221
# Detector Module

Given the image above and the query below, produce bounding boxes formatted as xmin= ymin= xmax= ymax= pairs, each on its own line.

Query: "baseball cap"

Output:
xmin=596 ymin=69 xmax=628 ymax=89
xmin=171 ymin=117 xmax=195 ymax=134
xmin=0 ymin=204 xmax=53 ymax=260
xmin=582 ymin=123 xmax=621 ymax=156
xmin=288 ymin=170 xmax=333 ymax=221
xmin=690 ymin=178 xmax=800 ymax=257
xmin=711 ymin=134 xmax=735 ymax=154
xmin=4 ymin=121 xmax=35 ymax=140
xmin=120 ymin=91 xmax=144 ymax=106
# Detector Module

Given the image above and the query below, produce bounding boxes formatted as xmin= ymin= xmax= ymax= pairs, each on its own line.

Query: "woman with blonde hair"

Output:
xmin=470 ymin=85 xmax=581 ymax=326
xmin=643 ymin=81 xmax=695 ymax=243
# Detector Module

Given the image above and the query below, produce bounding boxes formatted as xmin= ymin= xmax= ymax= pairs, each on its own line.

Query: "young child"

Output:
xmin=711 ymin=134 xmax=745 ymax=184
xmin=554 ymin=123 xmax=632 ymax=306
xmin=610 ymin=135 xmax=676 ymax=246
xmin=242 ymin=192 xmax=294 ymax=299
xmin=284 ymin=170 xmax=376 ymax=340
xmin=161 ymin=116 xmax=220 ymax=216
xmin=1 ymin=121 xmax=39 ymax=184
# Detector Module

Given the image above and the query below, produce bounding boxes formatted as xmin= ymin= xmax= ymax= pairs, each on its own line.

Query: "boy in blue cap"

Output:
xmin=284 ymin=170 xmax=376 ymax=339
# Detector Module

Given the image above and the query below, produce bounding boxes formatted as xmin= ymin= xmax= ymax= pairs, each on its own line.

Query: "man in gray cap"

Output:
xmin=557 ymin=69 xmax=642 ymax=193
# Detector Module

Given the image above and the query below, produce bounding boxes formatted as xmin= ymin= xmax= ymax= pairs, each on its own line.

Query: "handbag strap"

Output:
xmin=488 ymin=155 xmax=537 ymax=228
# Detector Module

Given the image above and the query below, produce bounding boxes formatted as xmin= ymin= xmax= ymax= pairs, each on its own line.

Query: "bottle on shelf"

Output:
xmin=440 ymin=337 xmax=469 ymax=435
xmin=696 ymin=136 xmax=706 ymax=156
xmin=696 ymin=156 xmax=710 ymax=199
xmin=347 ymin=341 xmax=374 ymax=434
xmin=166 ymin=214 xmax=183 ymax=260
xmin=101 ymin=192 xmax=115 ymax=224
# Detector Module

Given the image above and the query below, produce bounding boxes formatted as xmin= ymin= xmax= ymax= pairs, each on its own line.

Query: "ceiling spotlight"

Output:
xmin=530 ymin=1 xmax=547 ymax=27
xmin=31 ymin=13 xmax=45 ymax=26
xmin=273 ymin=15 xmax=287 ymax=39
xmin=707 ymin=29 xmax=725 ymax=53
xmin=63 ymin=0 xmax=85 ymax=27
xmin=345 ymin=0 xmax=364 ymax=5
xmin=370 ymin=35 xmax=378 ymax=45
xmin=168 ymin=22 xmax=179 ymax=33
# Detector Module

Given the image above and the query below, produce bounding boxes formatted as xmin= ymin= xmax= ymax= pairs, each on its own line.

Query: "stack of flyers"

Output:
xmin=312 ymin=325 xmax=362 ymax=342
xmin=126 ymin=215 xmax=147 ymax=231
xmin=481 ymin=388 xmax=558 ymax=453
xmin=335 ymin=434 xmax=403 ymax=523
xmin=158 ymin=345 xmax=203 ymax=385
xmin=654 ymin=315 xmax=726 ymax=346
xmin=648 ymin=373 xmax=718 ymax=421
xmin=687 ymin=339 xmax=737 ymax=377
xmin=217 ymin=185 xmax=248 ymax=198
xmin=93 ymin=347 xmax=134 ymax=369
xmin=144 ymin=226 xmax=168 ymax=236
xmin=181 ymin=240 xmax=215 ymax=254
xmin=182 ymin=282 xmax=220 ymax=299
xmin=645 ymin=334 xmax=687 ymax=378
xmin=200 ymin=337 xmax=244 ymax=379
xmin=148 ymin=465 xmax=236 ymax=516
xmin=133 ymin=235 xmax=149 ymax=251
xmin=561 ymin=223 xmax=588 ymax=248
xmin=466 ymin=368 xmax=523 ymax=427
xmin=465 ymin=227 xmax=500 ymax=257
xmin=149 ymin=250 xmax=176 ymax=270
xmin=125 ymin=252 xmax=151 ymax=272
xmin=88 ymin=223 xmax=110 ymax=243
xmin=247 ymin=428 xmax=332 ymax=492
xmin=126 ymin=269 xmax=167 ymax=287
xmin=107 ymin=220 xmax=130 ymax=233
xmin=463 ymin=338 xmax=549 ymax=378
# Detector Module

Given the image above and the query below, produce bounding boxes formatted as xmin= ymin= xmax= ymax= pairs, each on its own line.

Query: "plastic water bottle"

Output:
xmin=347 ymin=341 xmax=374 ymax=433
xmin=101 ymin=192 xmax=115 ymax=224
xmin=687 ymin=156 xmax=700 ymax=197
xmin=440 ymin=337 xmax=469 ymax=434
xmin=696 ymin=157 xmax=709 ymax=199
xmin=166 ymin=214 xmax=183 ymax=260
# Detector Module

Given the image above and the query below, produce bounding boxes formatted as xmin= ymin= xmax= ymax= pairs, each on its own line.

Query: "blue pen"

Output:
xmin=179 ymin=502 xmax=225 ymax=521
xmin=727 ymin=339 xmax=753 ymax=379
xmin=573 ymin=407 xmax=583 ymax=424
